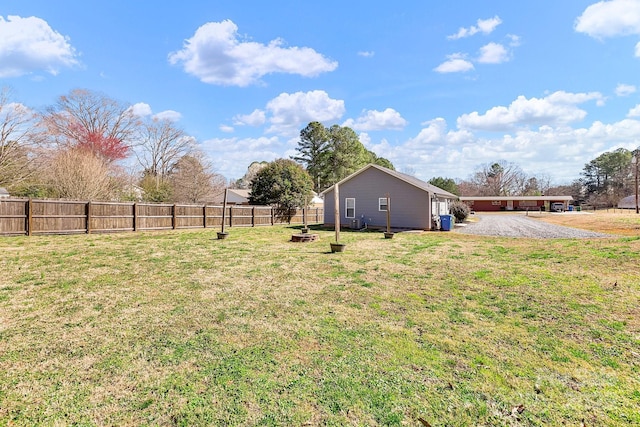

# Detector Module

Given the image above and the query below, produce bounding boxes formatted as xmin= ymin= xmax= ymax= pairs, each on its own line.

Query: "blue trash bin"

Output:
xmin=440 ymin=214 xmax=453 ymax=231
xmin=568 ymin=205 xmax=574 ymax=211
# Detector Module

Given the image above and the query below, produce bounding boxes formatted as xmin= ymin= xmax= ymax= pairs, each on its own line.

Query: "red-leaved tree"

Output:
xmin=69 ymin=123 xmax=130 ymax=161
xmin=42 ymin=89 xmax=139 ymax=163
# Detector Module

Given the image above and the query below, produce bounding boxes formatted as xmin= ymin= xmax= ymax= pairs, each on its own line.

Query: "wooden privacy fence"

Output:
xmin=0 ymin=198 xmax=323 ymax=236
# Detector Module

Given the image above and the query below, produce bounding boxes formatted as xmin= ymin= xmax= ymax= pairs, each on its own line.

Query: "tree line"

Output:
xmin=0 ymin=87 xmax=225 ymax=203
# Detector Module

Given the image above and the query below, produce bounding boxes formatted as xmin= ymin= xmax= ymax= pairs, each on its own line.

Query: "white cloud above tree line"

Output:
xmin=343 ymin=108 xmax=408 ymax=131
xmin=447 ymin=16 xmax=503 ymax=40
xmin=457 ymin=91 xmax=604 ymax=131
xmin=575 ymin=0 xmax=640 ymax=38
xmin=264 ymin=90 xmax=345 ymax=136
xmin=477 ymin=42 xmax=510 ymax=64
xmin=0 ymin=15 xmax=79 ymax=78
xmin=615 ymin=83 xmax=637 ymax=96
xmin=434 ymin=53 xmax=475 ymax=73
xmin=168 ymin=20 xmax=338 ymax=86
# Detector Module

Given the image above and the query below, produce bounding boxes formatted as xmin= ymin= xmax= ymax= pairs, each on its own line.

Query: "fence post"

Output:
xmin=252 ymin=206 xmax=256 ymax=227
xmin=172 ymin=204 xmax=177 ymax=229
xmin=203 ymin=204 xmax=207 ymax=228
xmin=271 ymin=207 xmax=275 ymax=225
xmin=228 ymin=205 xmax=233 ymax=228
xmin=86 ymin=201 xmax=92 ymax=234
xmin=26 ymin=198 xmax=32 ymax=236
xmin=133 ymin=202 xmax=137 ymax=232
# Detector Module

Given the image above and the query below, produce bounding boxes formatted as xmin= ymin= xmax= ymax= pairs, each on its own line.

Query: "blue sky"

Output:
xmin=2 ymin=0 xmax=640 ymax=184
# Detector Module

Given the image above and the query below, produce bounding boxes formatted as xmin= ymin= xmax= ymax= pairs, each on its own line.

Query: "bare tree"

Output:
xmin=41 ymin=88 xmax=139 ymax=162
xmin=169 ymin=152 xmax=226 ymax=203
xmin=0 ymin=88 xmax=42 ymax=189
xmin=44 ymin=147 xmax=122 ymax=200
xmin=231 ymin=161 xmax=267 ymax=189
xmin=135 ymin=118 xmax=193 ymax=188
xmin=469 ymin=161 xmax=527 ymax=196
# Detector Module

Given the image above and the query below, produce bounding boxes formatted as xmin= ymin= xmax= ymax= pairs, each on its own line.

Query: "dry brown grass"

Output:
xmin=529 ymin=210 xmax=640 ymax=236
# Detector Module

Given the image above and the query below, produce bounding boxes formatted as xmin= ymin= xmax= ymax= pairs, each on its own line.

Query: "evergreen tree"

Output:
xmin=249 ymin=159 xmax=314 ymax=220
xmin=292 ymin=122 xmax=328 ymax=192
xmin=428 ymin=177 xmax=459 ymax=195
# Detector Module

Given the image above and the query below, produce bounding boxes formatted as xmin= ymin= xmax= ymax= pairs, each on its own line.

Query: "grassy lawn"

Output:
xmin=1 ymin=219 xmax=639 ymax=426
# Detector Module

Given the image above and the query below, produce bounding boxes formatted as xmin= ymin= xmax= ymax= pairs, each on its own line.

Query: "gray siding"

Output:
xmin=323 ymin=167 xmax=434 ymax=230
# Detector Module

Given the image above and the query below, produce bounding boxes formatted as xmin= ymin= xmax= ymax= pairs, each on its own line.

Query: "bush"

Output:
xmin=450 ymin=200 xmax=471 ymax=222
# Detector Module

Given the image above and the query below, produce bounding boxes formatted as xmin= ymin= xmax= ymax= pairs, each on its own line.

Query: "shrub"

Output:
xmin=450 ymin=200 xmax=471 ymax=222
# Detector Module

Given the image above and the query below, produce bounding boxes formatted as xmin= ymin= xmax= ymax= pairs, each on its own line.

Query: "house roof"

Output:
xmin=0 ymin=187 xmax=9 ymax=197
xmin=228 ymin=189 xmax=250 ymax=198
xmin=460 ymin=196 xmax=573 ymax=201
xmin=320 ymin=164 xmax=458 ymax=199
xmin=211 ymin=188 xmax=251 ymax=203
xmin=618 ymin=195 xmax=638 ymax=209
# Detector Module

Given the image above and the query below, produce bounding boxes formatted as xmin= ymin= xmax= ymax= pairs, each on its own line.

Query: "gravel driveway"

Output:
xmin=455 ymin=213 xmax=611 ymax=238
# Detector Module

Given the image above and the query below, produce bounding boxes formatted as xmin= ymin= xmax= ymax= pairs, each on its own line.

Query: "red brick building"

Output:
xmin=460 ymin=196 xmax=573 ymax=212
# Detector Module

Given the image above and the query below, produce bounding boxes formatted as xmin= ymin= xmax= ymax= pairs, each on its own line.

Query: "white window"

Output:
xmin=345 ymin=198 xmax=355 ymax=218
xmin=379 ymin=197 xmax=388 ymax=211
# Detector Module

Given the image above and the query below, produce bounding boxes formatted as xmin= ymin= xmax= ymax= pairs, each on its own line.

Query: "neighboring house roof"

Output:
xmin=212 ymin=188 xmax=251 ymax=204
xmin=0 ymin=187 xmax=9 ymax=198
xmin=320 ymin=164 xmax=458 ymax=199
xmin=618 ymin=195 xmax=638 ymax=209
xmin=228 ymin=189 xmax=250 ymax=199
xmin=460 ymin=196 xmax=573 ymax=201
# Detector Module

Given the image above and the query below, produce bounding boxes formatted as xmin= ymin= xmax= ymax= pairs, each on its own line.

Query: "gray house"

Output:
xmin=320 ymin=164 xmax=458 ymax=230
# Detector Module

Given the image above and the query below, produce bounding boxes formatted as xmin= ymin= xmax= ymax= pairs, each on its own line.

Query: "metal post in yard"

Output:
xmin=334 ymin=184 xmax=340 ymax=243
xmin=221 ymin=188 xmax=228 ymax=233
xmin=634 ymin=150 xmax=639 ymax=214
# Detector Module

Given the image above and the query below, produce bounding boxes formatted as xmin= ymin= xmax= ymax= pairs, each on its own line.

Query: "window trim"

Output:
xmin=378 ymin=197 xmax=388 ymax=211
xmin=345 ymin=198 xmax=355 ymax=218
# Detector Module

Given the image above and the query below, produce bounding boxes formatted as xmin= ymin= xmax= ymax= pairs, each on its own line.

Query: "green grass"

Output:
xmin=0 ymin=226 xmax=639 ymax=426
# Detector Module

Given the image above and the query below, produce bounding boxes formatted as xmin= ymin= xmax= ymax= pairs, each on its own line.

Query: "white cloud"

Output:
xmin=219 ymin=124 xmax=234 ymax=133
xmin=342 ymin=108 xmax=408 ymax=131
xmin=233 ymin=109 xmax=266 ymax=126
xmin=616 ymin=83 xmax=637 ymax=96
xmin=636 ymin=40 xmax=640 ymax=56
xmin=129 ymin=103 xmax=181 ymax=122
xmin=434 ymin=53 xmax=475 ymax=73
xmin=447 ymin=16 xmax=502 ymax=40
xmin=200 ymin=135 xmax=284 ymax=178
xmin=129 ymin=102 xmax=153 ymax=117
xmin=575 ymin=0 xmax=640 ymax=38
xmin=168 ymin=20 xmax=338 ymax=86
xmin=153 ymin=110 xmax=182 ymax=122
xmin=507 ymin=34 xmax=521 ymax=47
xmin=628 ymin=104 xmax=640 ymax=117
xmin=358 ymin=132 xmax=372 ymax=146
xmin=265 ymin=90 xmax=345 ymax=135
xmin=358 ymin=51 xmax=375 ymax=57
xmin=457 ymin=91 xmax=604 ymax=131
xmin=0 ymin=15 xmax=79 ymax=78
xmin=477 ymin=42 xmax=509 ymax=64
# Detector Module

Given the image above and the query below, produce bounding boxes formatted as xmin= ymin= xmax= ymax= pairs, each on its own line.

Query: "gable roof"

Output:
xmin=319 ymin=164 xmax=458 ymax=199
